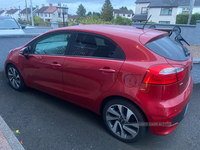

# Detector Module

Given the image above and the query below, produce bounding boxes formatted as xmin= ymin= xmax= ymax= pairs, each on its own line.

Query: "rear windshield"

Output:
xmin=145 ymin=36 xmax=190 ymax=61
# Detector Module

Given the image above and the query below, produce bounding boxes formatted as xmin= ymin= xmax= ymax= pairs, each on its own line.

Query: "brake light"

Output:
xmin=143 ymin=65 xmax=185 ymax=85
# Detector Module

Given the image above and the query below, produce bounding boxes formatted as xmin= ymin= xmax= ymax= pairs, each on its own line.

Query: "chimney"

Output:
xmin=58 ymin=2 xmax=61 ymax=7
xmin=42 ymin=4 xmax=45 ymax=7
xmin=36 ymin=5 xmax=39 ymax=9
xmin=49 ymin=3 xmax=52 ymax=7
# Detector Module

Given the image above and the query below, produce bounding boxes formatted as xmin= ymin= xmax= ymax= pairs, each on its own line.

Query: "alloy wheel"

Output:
xmin=7 ymin=67 xmax=21 ymax=89
xmin=105 ymin=104 xmax=139 ymax=139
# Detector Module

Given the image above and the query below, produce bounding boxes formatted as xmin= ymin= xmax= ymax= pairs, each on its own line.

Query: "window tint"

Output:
xmin=72 ymin=33 xmax=118 ymax=59
xmin=145 ymin=37 xmax=190 ymax=61
xmin=34 ymin=33 xmax=71 ymax=55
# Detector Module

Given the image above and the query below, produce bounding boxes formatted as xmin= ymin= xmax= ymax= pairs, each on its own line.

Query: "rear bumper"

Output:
xmin=137 ymin=75 xmax=193 ymax=135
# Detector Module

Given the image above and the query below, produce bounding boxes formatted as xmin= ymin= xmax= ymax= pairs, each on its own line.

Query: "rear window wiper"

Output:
xmin=169 ymin=26 xmax=190 ymax=57
xmin=169 ymin=26 xmax=190 ymax=46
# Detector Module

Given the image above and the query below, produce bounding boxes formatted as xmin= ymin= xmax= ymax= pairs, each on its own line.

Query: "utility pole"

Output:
xmin=30 ymin=0 xmax=34 ymax=26
xmin=25 ymin=0 xmax=28 ymax=21
xmin=187 ymin=0 xmax=195 ymax=24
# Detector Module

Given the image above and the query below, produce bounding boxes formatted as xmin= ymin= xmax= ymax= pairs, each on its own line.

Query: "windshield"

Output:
xmin=0 ymin=18 xmax=20 ymax=29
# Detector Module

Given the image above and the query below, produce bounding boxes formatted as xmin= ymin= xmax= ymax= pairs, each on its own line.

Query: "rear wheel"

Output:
xmin=6 ymin=64 xmax=26 ymax=91
xmin=103 ymin=98 xmax=147 ymax=143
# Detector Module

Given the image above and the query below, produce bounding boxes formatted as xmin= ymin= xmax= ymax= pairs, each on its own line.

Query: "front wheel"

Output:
xmin=103 ymin=99 xmax=147 ymax=143
xmin=6 ymin=64 xmax=26 ymax=91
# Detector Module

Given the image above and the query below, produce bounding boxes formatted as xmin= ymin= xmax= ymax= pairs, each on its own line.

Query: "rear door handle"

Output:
xmin=99 ymin=68 xmax=115 ymax=73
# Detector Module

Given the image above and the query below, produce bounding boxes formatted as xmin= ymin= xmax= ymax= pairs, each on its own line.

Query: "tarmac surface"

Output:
xmin=0 ymin=71 xmax=200 ymax=150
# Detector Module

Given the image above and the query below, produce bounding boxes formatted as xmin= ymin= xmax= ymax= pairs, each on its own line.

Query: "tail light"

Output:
xmin=143 ymin=65 xmax=185 ymax=85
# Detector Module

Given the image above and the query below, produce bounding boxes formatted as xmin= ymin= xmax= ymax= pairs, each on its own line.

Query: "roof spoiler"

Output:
xmin=149 ymin=26 xmax=190 ymax=46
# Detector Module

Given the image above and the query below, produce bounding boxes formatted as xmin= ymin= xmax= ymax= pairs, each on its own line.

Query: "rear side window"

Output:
xmin=71 ymin=33 xmax=125 ymax=60
xmin=145 ymin=37 xmax=190 ymax=61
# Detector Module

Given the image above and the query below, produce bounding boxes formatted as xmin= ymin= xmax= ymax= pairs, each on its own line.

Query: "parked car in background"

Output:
xmin=0 ymin=16 xmax=25 ymax=35
xmin=4 ymin=25 xmax=193 ymax=142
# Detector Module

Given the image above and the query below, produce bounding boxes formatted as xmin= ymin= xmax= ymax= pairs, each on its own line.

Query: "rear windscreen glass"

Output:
xmin=145 ymin=37 xmax=190 ymax=61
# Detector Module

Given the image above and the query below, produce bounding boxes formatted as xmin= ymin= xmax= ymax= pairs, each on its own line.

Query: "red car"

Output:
xmin=4 ymin=25 xmax=193 ymax=142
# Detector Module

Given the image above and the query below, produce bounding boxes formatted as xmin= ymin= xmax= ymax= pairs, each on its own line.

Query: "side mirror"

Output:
xmin=21 ymin=25 xmax=26 ymax=29
xmin=21 ymin=46 xmax=30 ymax=59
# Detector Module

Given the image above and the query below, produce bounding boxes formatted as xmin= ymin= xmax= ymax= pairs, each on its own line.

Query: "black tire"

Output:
xmin=6 ymin=64 xmax=26 ymax=91
xmin=103 ymin=98 xmax=147 ymax=143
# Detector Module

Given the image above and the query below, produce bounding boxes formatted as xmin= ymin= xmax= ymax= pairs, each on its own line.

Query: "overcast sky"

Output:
xmin=0 ymin=0 xmax=136 ymax=15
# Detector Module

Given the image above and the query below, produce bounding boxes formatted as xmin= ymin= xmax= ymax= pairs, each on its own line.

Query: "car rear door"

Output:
xmin=63 ymin=32 xmax=125 ymax=108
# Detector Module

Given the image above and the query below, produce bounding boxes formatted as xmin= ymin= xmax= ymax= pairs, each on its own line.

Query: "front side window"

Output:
xmin=33 ymin=33 xmax=71 ymax=55
xmin=160 ymin=8 xmax=172 ymax=15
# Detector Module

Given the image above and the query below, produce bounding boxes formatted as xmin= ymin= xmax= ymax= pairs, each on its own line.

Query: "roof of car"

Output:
xmin=50 ymin=25 xmax=167 ymax=44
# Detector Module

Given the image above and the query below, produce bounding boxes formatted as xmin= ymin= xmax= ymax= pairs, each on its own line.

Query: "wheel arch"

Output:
xmin=99 ymin=95 xmax=149 ymax=123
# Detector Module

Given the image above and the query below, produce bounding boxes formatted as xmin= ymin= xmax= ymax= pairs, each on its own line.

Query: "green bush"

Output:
xmin=191 ymin=13 xmax=200 ymax=25
xmin=113 ymin=15 xmax=132 ymax=26
xmin=17 ymin=19 xmax=31 ymax=25
xmin=176 ymin=13 xmax=200 ymax=25
xmin=79 ymin=15 xmax=112 ymax=25
xmin=176 ymin=14 xmax=189 ymax=24
xmin=32 ymin=16 xmax=45 ymax=26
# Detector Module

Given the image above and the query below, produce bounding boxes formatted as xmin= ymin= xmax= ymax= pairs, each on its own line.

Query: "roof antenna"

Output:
xmin=137 ymin=15 xmax=152 ymax=29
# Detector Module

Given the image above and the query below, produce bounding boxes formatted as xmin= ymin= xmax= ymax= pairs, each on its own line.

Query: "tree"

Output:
xmin=120 ymin=6 xmax=128 ymax=10
xmin=93 ymin=12 xmax=100 ymax=18
xmin=87 ymin=11 xmax=92 ymax=16
xmin=101 ymin=0 xmax=114 ymax=21
xmin=76 ymin=4 xmax=86 ymax=21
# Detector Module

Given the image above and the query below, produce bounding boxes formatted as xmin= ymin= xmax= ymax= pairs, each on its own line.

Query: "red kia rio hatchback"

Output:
xmin=5 ymin=25 xmax=193 ymax=142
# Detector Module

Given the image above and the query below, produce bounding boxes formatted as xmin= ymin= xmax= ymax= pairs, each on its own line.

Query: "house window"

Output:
xmin=160 ymin=8 xmax=172 ymax=15
xmin=49 ymin=13 xmax=50 ymax=17
xmin=45 ymin=13 xmax=47 ymax=17
xmin=58 ymin=12 xmax=61 ymax=17
xmin=41 ymin=13 xmax=43 ymax=17
xmin=159 ymin=21 xmax=170 ymax=24
xmin=182 ymin=7 xmax=189 ymax=14
xmin=141 ymin=7 xmax=148 ymax=14
xmin=128 ymin=14 xmax=130 ymax=17
xmin=123 ymin=14 xmax=125 ymax=16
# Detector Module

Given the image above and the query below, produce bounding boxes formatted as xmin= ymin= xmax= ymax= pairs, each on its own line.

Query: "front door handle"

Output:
xmin=99 ymin=68 xmax=115 ymax=73
xmin=51 ymin=63 xmax=61 ymax=68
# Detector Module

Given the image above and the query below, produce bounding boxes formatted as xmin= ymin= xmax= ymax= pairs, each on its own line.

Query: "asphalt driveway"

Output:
xmin=0 ymin=71 xmax=199 ymax=150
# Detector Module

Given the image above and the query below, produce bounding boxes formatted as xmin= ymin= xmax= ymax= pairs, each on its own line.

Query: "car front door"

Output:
xmin=22 ymin=32 xmax=72 ymax=98
xmin=63 ymin=33 xmax=125 ymax=108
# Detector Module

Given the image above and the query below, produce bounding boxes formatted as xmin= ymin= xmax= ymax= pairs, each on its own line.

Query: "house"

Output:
xmin=20 ymin=6 xmax=38 ymax=21
xmin=5 ymin=8 xmax=20 ymax=20
xmin=43 ymin=4 xmax=68 ymax=22
xmin=36 ymin=4 xmax=49 ymax=21
xmin=68 ymin=15 xmax=77 ymax=21
xmin=0 ymin=9 xmax=7 ymax=16
xmin=133 ymin=0 xmax=200 ymax=24
xmin=113 ymin=9 xmax=134 ymax=19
